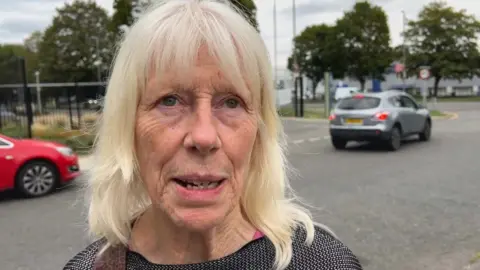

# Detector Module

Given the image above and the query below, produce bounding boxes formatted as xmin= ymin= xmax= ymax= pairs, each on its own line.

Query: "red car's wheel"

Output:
xmin=16 ymin=161 xmax=58 ymax=197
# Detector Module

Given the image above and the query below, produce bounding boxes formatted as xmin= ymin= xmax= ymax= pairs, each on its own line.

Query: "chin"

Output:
xmin=172 ymin=207 xmax=232 ymax=231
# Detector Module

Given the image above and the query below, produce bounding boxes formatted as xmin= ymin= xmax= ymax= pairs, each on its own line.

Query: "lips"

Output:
xmin=172 ymin=174 xmax=227 ymax=191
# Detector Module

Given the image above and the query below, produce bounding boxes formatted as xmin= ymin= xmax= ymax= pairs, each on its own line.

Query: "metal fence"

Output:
xmin=0 ymin=76 xmax=106 ymax=139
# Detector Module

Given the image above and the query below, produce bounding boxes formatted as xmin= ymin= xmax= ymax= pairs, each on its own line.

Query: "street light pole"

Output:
xmin=402 ymin=10 xmax=407 ymax=92
xmin=292 ymin=0 xmax=297 ymax=74
xmin=273 ymin=0 xmax=277 ymax=89
xmin=35 ymin=71 xmax=42 ymax=114
xmin=291 ymin=0 xmax=302 ymax=117
xmin=94 ymin=37 xmax=101 ymax=83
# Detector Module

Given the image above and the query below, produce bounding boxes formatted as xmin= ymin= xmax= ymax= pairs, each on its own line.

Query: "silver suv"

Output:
xmin=328 ymin=90 xmax=432 ymax=151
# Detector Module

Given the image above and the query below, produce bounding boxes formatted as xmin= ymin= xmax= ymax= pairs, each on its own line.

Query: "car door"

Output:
xmin=400 ymin=96 xmax=422 ymax=133
xmin=390 ymin=95 xmax=413 ymax=134
xmin=0 ymin=138 xmax=16 ymax=191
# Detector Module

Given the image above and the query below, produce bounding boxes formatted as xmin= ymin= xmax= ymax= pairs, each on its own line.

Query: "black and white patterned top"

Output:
xmin=63 ymin=225 xmax=362 ymax=270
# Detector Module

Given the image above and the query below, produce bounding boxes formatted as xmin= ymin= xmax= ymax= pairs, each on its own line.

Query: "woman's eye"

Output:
xmin=160 ymin=96 xmax=178 ymax=106
xmin=224 ymin=98 xmax=240 ymax=109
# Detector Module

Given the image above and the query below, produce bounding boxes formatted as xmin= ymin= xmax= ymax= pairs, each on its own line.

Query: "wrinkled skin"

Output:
xmin=130 ymin=46 xmax=258 ymax=264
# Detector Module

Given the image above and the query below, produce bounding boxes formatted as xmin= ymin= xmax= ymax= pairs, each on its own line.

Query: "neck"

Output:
xmin=129 ymin=206 xmax=256 ymax=264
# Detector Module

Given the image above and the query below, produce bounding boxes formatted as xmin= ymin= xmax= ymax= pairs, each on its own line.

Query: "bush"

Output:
xmin=1 ymin=124 xmax=96 ymax=155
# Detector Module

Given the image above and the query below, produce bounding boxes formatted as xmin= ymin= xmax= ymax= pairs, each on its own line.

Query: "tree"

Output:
xmin=231 ymin=0 xmax=259 ymax=31
xmin=287 ymin=24 xmax=345 ymax=99
xmin=0 ymin=45 xmax=22 ymax=84
xmin=38 ymin=0 xmax=113 ymax=82
xmin=24 ymin=31 xmax=43 ymax=53
xmin=110 ymin=0 xmax=134 ymax=38
xmin=404 ymin=1 xmax=480 ymax=97
xmin=0 ymin=44 xmax=39 ymax=84
xmin=335 ymin=1 xmax=392 ymax=91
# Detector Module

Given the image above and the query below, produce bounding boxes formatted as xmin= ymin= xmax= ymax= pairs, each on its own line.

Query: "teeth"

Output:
xmin=185 ymin=181 xmax=220 ymax=190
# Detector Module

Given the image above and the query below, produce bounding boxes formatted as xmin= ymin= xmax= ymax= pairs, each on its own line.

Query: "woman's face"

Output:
xmin=135 ymin=47 xmax=258 ymax=231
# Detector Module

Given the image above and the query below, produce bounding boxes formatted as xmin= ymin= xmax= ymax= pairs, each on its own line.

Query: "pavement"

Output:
xmin=1 ymin=102 xmax=479 ymax=270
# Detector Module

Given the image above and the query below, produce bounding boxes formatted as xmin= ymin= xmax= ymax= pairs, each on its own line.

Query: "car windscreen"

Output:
xmin=336 ymin=96 xmax=381 ymax=110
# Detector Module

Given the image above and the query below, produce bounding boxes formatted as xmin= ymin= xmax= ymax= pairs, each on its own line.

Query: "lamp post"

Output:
xmin=273 ymin=0 xmax=277 ymax=88
xmin=402 ymin=10 xmax=407 ymax=91
xmin=93 ymin=37 xmax=101 ymax=83
xmin=18 ymin=57 xmax=33 ymax=138
xmin=35 ymin=71 xmax=42 ymax=114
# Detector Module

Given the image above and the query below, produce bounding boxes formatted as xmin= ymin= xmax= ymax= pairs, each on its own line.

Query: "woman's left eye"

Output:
xmin=224 ymin=98 xmax=240 ymax=109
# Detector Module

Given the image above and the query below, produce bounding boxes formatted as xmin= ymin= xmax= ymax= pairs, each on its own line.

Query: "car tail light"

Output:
xmin=329 ymin=114 xmax=336 ymax=121
xmin=375 ymin=111 xmax=390 ymax=121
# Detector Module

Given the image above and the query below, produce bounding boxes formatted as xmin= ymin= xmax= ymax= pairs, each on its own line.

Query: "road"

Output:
xmin=1 ymin=103 xmax=479 ymax=270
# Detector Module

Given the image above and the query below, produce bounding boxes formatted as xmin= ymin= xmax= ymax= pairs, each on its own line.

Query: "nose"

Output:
xmin=184 ymin=103 xmax=221 ymax=155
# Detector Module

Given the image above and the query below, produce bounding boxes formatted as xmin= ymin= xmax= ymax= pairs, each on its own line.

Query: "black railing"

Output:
xmin=0 ymin=80 xmax=106 ymax=139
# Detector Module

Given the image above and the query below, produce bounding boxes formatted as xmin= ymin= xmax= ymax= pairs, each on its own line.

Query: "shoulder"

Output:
xmin=63 ymin=239 xmax=105 ymax=270
xmin=290 ymin=225 xmax=363 ymax=269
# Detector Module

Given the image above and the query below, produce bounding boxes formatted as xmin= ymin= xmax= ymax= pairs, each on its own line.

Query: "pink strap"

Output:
xmin=253 ymin=230 xmax=264 ymax=240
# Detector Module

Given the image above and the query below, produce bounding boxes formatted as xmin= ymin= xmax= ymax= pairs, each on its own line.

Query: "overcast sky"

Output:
xmin=0 ymin=0 xmax=479 ymax=68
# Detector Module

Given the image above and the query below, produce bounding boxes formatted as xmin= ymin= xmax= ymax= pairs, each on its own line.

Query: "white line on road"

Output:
xmin=290 ymin=135 xmax=331 ymax=145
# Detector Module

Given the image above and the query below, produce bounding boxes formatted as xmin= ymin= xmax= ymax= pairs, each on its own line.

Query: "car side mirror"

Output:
xmin=417 ymin=104 xmax=425 ymax=109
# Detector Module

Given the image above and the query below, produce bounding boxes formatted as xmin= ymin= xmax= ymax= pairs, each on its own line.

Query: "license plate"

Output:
xmin=345 ymin=118 xmax=363 ymax=125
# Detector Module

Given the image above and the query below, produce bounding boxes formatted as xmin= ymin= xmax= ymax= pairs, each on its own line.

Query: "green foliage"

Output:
xmin=0 ymin=43 xmax=39 ymax=84
xmin=110 ymin=0 xmax=134 ymax=38
xmin=0 ymin=45 xmax=22 ymax=84
xmin=37 ymin=0 xmax=113 ymax=82
xmin=289 ymin=1 xmax=391 ymax=92
xmin=335 ymin=1 xmax=392 ymax=90
xmin=230 ymin=0 xmax=259 ymax=31
xmin=287 ymin=24 xmax=344 ymax=98
xmin=1 ymin=125 xmax=96 ymax=154
xmin=24 ymin=31 xmax=43 ymax=54
xmin=405 ymin=1 xmax=480 ymax=96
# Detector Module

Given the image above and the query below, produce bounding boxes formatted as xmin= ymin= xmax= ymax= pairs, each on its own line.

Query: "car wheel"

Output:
xmin=16 ymin=161 xmax=58 ymax=198
xmin=419 ymin=120 xmax=431 ymax=141
xmin=387 ymin=126 xmax=402 ymax=151
xmin=332 ymin=137 xmax=347 ymax=150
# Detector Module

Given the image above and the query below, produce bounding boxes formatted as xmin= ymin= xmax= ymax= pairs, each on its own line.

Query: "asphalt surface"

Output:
xmin=0 ymin=102 xmax=479 ymax=270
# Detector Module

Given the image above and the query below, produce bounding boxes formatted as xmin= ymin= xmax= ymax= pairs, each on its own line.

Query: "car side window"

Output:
xmin=0 ymin=140 xmax=7 ymax=146
xmin=390 ymin=96 xmax=402 ymax=107
xmin=400 ymin=96 xmax=417 ymax=109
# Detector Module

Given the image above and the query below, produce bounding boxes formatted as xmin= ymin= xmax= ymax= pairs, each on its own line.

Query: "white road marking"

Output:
xmin=290 ymin=135 xmax=331 ymax=145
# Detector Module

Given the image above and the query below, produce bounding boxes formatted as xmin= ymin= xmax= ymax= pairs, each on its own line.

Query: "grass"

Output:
xmin=277 ymin=106 xmax=326 ymax=119
xmin=1 ymin=123 xmax=96 ymax=155
xmin=470 ymin=252 xmax=480 ymax=265
xmin=429 ymin=110 xmax=447 ymax=117
xmin=414 ymin=96 xmax=480 ymax=103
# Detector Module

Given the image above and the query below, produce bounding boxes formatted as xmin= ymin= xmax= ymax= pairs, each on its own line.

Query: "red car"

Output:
xmin=0 ymin=134 xmax=81 ymax=197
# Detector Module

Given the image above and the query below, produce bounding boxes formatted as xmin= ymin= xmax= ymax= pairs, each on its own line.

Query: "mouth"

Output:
xmin=173 ymin=178 xmax=226 ymax=190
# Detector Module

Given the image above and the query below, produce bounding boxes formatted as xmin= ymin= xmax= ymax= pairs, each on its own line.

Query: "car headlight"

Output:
xmin=56 ymin=147 xmax=74 ymax=156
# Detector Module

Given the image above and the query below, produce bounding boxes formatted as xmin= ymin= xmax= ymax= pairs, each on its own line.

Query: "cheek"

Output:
xmin=220 ymin=117 xmax=257 ymax=186
xmin=135 ymin=112 xmax=182 ymax=200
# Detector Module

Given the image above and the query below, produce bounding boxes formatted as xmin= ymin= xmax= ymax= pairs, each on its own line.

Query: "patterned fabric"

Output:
xmin=63 ymin=226 xmax=363 ymax=270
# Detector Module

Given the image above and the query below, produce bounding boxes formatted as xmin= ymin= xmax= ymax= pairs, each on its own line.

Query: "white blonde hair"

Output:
xmin=87 ymin=0 xmax=323 ymax=269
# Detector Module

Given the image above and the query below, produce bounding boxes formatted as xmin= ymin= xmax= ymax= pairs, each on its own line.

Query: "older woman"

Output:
xmin=64 ymin=0 xmax=362 ymax=269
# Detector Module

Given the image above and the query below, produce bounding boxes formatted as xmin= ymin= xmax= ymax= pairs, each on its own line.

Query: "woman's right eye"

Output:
xmin=159 ymin=96 xmax=178 ymax=107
